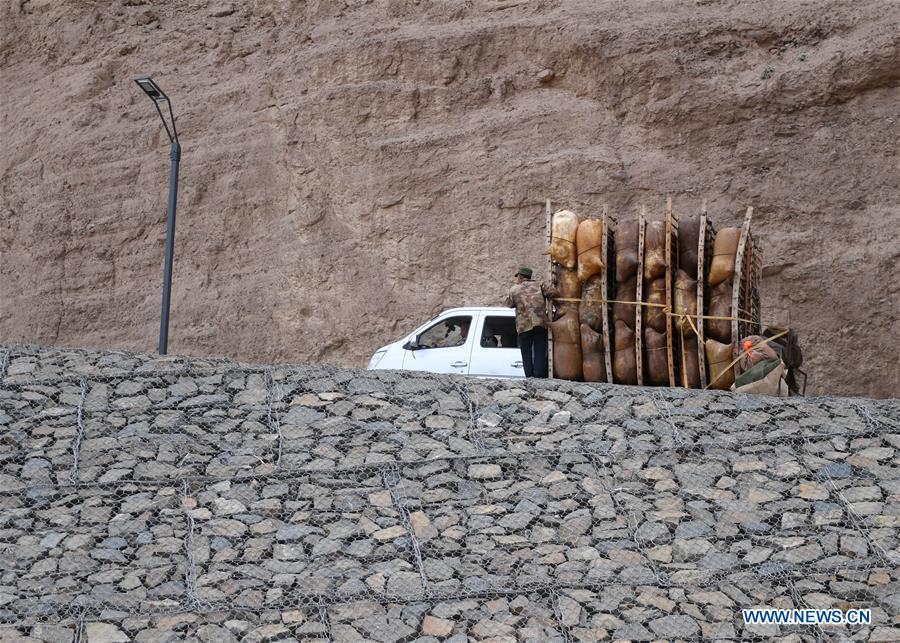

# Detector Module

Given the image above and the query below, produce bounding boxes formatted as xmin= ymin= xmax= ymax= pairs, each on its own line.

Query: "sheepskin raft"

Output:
xmin=549 ymin=308 xmax=582 ymax=380
xmin=581 ymin=323 xmax=607 ymax=382
xmin=549 ymin=210 xmax=580 ymax=269
xmin=708 ymin=227 xmax=740 ymax=286
xmin=576 ymin=218 xmax=604 ymax=282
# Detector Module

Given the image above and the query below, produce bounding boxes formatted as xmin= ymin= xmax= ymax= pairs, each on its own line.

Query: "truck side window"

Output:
xmin=418 ymin=315 xmax=472 ymax=349
xmin=481 ymin=316 xmax=518 ymax=348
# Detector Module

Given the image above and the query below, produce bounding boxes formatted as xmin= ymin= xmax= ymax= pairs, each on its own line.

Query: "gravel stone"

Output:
xmin=421 ymin=615 xmax=454 ymax=637
xmin=818 ymin=463 xmax=853 ymax=478
xmin=205 ymin=519 xmax=248 ymax=537
xmin=468 ymin=464 xmax=502 ymax=480
xmin=635 ymin=521 xmax=672 ymax=543
xmin=612 ymin=623 xmax=654 ymax=640
xmin=85 ymin=623 xmax=129 ymax=643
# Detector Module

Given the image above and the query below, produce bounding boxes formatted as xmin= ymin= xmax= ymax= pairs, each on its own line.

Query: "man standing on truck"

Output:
xmin=505 ymin=267 xmax=556 ymax=378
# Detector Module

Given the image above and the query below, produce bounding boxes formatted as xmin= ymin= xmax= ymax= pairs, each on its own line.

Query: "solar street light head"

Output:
xmin=133 ymin=75 xmax=167 ymax=102
xmin=133 ymin=74 xmax=178 ymax=144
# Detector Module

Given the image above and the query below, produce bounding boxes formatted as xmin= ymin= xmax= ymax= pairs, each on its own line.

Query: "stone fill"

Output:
xmin=1 ymin=344 xmax=898 ymax=641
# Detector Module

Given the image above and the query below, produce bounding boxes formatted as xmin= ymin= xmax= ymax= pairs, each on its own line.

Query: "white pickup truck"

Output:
xmin=367 ymin=307 xmax=525 ymax=378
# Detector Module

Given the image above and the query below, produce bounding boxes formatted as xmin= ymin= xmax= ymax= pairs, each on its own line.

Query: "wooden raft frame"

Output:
xmin=601 ymin=207 xmax=615 ymax=382
xmin=731 ymin=206 xmax=755 ymax=370
xmin=635 ymin=209 xmax=646 ymax=386
xmin=546 ymin=199 xmax=554 ymax=379
xmin=665 ymin=196 xmax=679 ymax=387
xmin=696 ymin=204 xmax=716 ymax=389
xmin=746 ymin=235 xmax=762 ymax=336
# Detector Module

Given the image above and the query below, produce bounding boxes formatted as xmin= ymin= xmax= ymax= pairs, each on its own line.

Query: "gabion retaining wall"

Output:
xmin=1 ymin=344 xmax=898 ymax=642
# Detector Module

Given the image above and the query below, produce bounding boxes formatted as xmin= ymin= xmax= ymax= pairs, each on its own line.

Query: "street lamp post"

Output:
xmin=134 ymin=75 xmax=180 ymax=355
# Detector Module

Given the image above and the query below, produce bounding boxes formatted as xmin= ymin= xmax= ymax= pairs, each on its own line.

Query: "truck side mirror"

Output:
xmin=403 ymin=339 xmax=420 ymax=351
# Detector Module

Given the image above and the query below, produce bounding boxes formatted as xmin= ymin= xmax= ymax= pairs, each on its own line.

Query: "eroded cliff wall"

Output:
xmin=1 ymin=0 xmax=898 ymax=396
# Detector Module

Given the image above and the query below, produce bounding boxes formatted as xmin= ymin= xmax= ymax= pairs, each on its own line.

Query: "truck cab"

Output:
xmin=367 ymin=307 xmax=524 ymax=378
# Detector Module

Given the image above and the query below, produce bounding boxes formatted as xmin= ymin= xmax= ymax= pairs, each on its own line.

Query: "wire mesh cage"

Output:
xmin=1 ymin=344 xmax=898 ymax=642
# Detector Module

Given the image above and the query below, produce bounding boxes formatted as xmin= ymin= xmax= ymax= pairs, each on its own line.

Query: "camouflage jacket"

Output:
xmin=505 ymin=280 xmax=556 ymax=334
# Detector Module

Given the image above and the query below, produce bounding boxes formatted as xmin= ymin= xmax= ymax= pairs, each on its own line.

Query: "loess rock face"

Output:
xmin=0 ymin=0 xmax=898 ymax=397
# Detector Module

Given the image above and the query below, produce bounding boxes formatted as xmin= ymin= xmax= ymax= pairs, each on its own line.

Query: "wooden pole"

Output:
xmin=600 ymin=204 xmax=614 ymax=382
xmin=636 ymin=206 xmax=645 ymax=385
xmin=665 ymin=195 xmax=678 ymax=387
xmin=731 ymin=206 xmax=754 ymax=369
xmin=697 ymin=201 xmax=709 ymax=388
xmin=545 ymin=199 xmax=554 ymax=379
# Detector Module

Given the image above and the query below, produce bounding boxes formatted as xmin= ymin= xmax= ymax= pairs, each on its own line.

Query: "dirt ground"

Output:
xmin=1 ymin=0 xmax=898 ymax=397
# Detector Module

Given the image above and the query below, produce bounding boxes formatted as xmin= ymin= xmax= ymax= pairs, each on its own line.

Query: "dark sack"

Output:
xmin=581 ymin=323 xmax=607 ymax=382
xmin=644 ymin=277 xmax=666 ymax=333
xmin=644 ymin=221 xmax=667 ymax=281
xmin=679 ymin=335 xmax=701 ymax=389
xmin=616 ymin=221 xmax=640 ymax=282
xmin=614 ymin=276 xmax=637 ymax=328
xmin=705 ymin=338 xmax=734 ymax=390
xmin=674 ymin=269 xmax=698 ymax=336
xmin=644 ymin=326 xmax=669 ymax=385
xmin=580 ymin=276 xmax=604 ymax=332
xmin=679 ymin=213 xmax=701 ymax=279
xmin=613 ymin=319 xmax=637 ymax=384
xmin=550 ymin=309 xmax=582 ymax=380
xmin=706 ymin=280 xmax=732 ymax=343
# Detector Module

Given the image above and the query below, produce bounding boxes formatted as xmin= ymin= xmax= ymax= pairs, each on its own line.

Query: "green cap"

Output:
xmin=515 ymin=267 xmax=533 ymax=279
